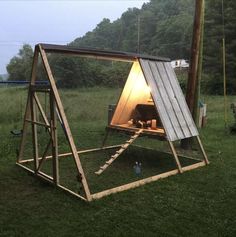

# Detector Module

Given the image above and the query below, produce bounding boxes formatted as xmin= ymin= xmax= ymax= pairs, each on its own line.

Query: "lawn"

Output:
xmin=0 ymin=86 xmax=236 ymax=237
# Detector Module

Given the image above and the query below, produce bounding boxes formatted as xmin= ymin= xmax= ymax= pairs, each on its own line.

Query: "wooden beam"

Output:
xmin=39 ymin=45 xmax=92 ymax=201
xmin=16 ymin=158 xmax=207 ymax=202
xmin=18 ymin=48 xmax=39 ymax=163
xmin=57 ymin=184 xmax=87 ymax=201
xmin=50 ymin=91 xmax=59 ymax=185
xmin=38 ymin=171 xmax=54 ymax=181
xmin=16 ymin=163 xmax=87 ymax=201
xmin=92 ymin=169 xmax=179 ymax=200
xmin=18 ymin=144 xmax=123 ymax=164
xmin=196 ymin=136 xmax=210 ymax=164
xmin=36 ymin=139 xmax=52 ymax=172
xmin=182 ymin=160 xmax=206 ymax=172
xmin=91 ymin=160 xmax=207 ymax=200
xmin=168 ymin=141 xmax=183 ymax=173
xmin=39 ymin=43 xmax=169 ymax=62
xmin=25 ymin=119 xmax=51 ymax=128
xmin=30 ymin=91 xmax=39 ymax=173
xmin=16 ymin=162 xmax=53 ymax=183
xmin=33 ymin=93 xmax=51 ymax=132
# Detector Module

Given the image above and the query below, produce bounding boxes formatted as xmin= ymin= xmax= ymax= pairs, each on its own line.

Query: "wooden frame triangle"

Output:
xmin=16 ymin=44 xmax=209 ymax=202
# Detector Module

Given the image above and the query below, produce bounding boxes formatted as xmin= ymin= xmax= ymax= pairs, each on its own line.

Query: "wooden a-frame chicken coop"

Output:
xmin=17 ymin=44 xmax=209 ymax=201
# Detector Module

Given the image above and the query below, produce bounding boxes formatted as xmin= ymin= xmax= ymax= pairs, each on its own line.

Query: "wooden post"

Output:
xmin=181 ymin=0 xmax=204 ymax=149
xmin=194 ymin=0 xmax=205 ymax=125
xmin=196 ymin=136 xmax=209 ymax=164
xmin=18 ymin=49 xmax=39 ymax=163
xmin=50 ymin=91 xmax=59 ymax=185
xmin=168 ymin=141 xmax=183 ymax=173
xmin=30 ymin=91 xmax=39 ymax=172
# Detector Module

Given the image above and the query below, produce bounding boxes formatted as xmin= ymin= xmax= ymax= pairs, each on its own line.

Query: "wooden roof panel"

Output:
xmin=140 ymin=59 xmax=199 ymax=141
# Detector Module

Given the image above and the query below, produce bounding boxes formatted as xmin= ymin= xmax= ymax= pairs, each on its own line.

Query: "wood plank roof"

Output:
xmin=139 ymin=59 xmax=199 ymax=141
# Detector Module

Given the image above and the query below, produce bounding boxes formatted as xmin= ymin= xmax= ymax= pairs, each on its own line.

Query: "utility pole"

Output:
xmin=181 ymin=0 xmax=204 ymax=149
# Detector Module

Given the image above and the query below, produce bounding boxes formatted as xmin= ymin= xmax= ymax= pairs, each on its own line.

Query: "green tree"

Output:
xmin=203 ymin=0 xmax=236 ymax=94
xmin=6 ymin=44 xmax=33 ymax=81
xmin=6 ymin=0 xmax=236 ymax=93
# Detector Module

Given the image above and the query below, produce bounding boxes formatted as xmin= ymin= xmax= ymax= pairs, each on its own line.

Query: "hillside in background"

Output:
xmin=6 ymin=0 xmax=236 ymax=94
xmin=70 ymin=0 xmax=194 ymax=60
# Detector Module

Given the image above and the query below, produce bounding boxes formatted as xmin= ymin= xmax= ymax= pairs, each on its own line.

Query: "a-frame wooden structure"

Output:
xmin=17 ymin=44 xmax=209 ymax=201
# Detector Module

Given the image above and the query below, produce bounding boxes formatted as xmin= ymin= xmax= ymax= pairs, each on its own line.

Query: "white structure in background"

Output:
xmin=171 ymin=59 xmax=189 ymax=69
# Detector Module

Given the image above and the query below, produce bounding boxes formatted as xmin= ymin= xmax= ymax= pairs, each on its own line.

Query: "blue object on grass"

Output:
xmin=134 ymin=161 xmax=142 ymax=176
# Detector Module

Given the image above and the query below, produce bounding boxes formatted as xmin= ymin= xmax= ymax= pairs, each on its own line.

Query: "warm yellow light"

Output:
xmin=131 ymin=64 xmax=150 ymax=94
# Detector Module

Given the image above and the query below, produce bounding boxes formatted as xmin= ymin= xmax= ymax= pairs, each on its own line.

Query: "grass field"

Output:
xmin=0 ymin=86 xmax=236 ymax=237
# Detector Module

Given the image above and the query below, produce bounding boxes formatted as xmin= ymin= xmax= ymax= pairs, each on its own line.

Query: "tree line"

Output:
xmin=6 ymin=0 xmax=236 ymax=94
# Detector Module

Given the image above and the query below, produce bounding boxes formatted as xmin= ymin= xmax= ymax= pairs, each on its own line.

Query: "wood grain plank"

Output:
xmin=156 ymin=62 xmax=192 ymax=138
xmin=165 ymin=62 xmax=199 ymax=136
xmin=140 ymin=59 xmax=175 ymax=140
xmin=150 ymin=61 xmax=185 ymax=139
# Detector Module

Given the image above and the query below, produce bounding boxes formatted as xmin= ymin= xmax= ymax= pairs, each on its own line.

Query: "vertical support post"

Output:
xmin=18 ymin=49 xmax=39 ymax=163
xmin=168 ymin=141 xmax=183 ymax=173
xmin=30 ymin=90 xmax=39 ymax=172
xmin=194 ymin=0 xmax=205 ymax=125
xmin=50 ymin=91 xmax=59 ymax=185
xmin=185 ymin=0 xmax=204 ymax=115
xmin=196 ymin=136 xmax=209 ymax=165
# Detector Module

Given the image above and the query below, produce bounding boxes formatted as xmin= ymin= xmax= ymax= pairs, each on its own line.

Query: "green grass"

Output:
xmin=0 ymin=87 xmax=236 ymax=237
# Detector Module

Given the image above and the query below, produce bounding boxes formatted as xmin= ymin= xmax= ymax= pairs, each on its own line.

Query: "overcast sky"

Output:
xmin=0 ymin=0 xmax=149 ymax=74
